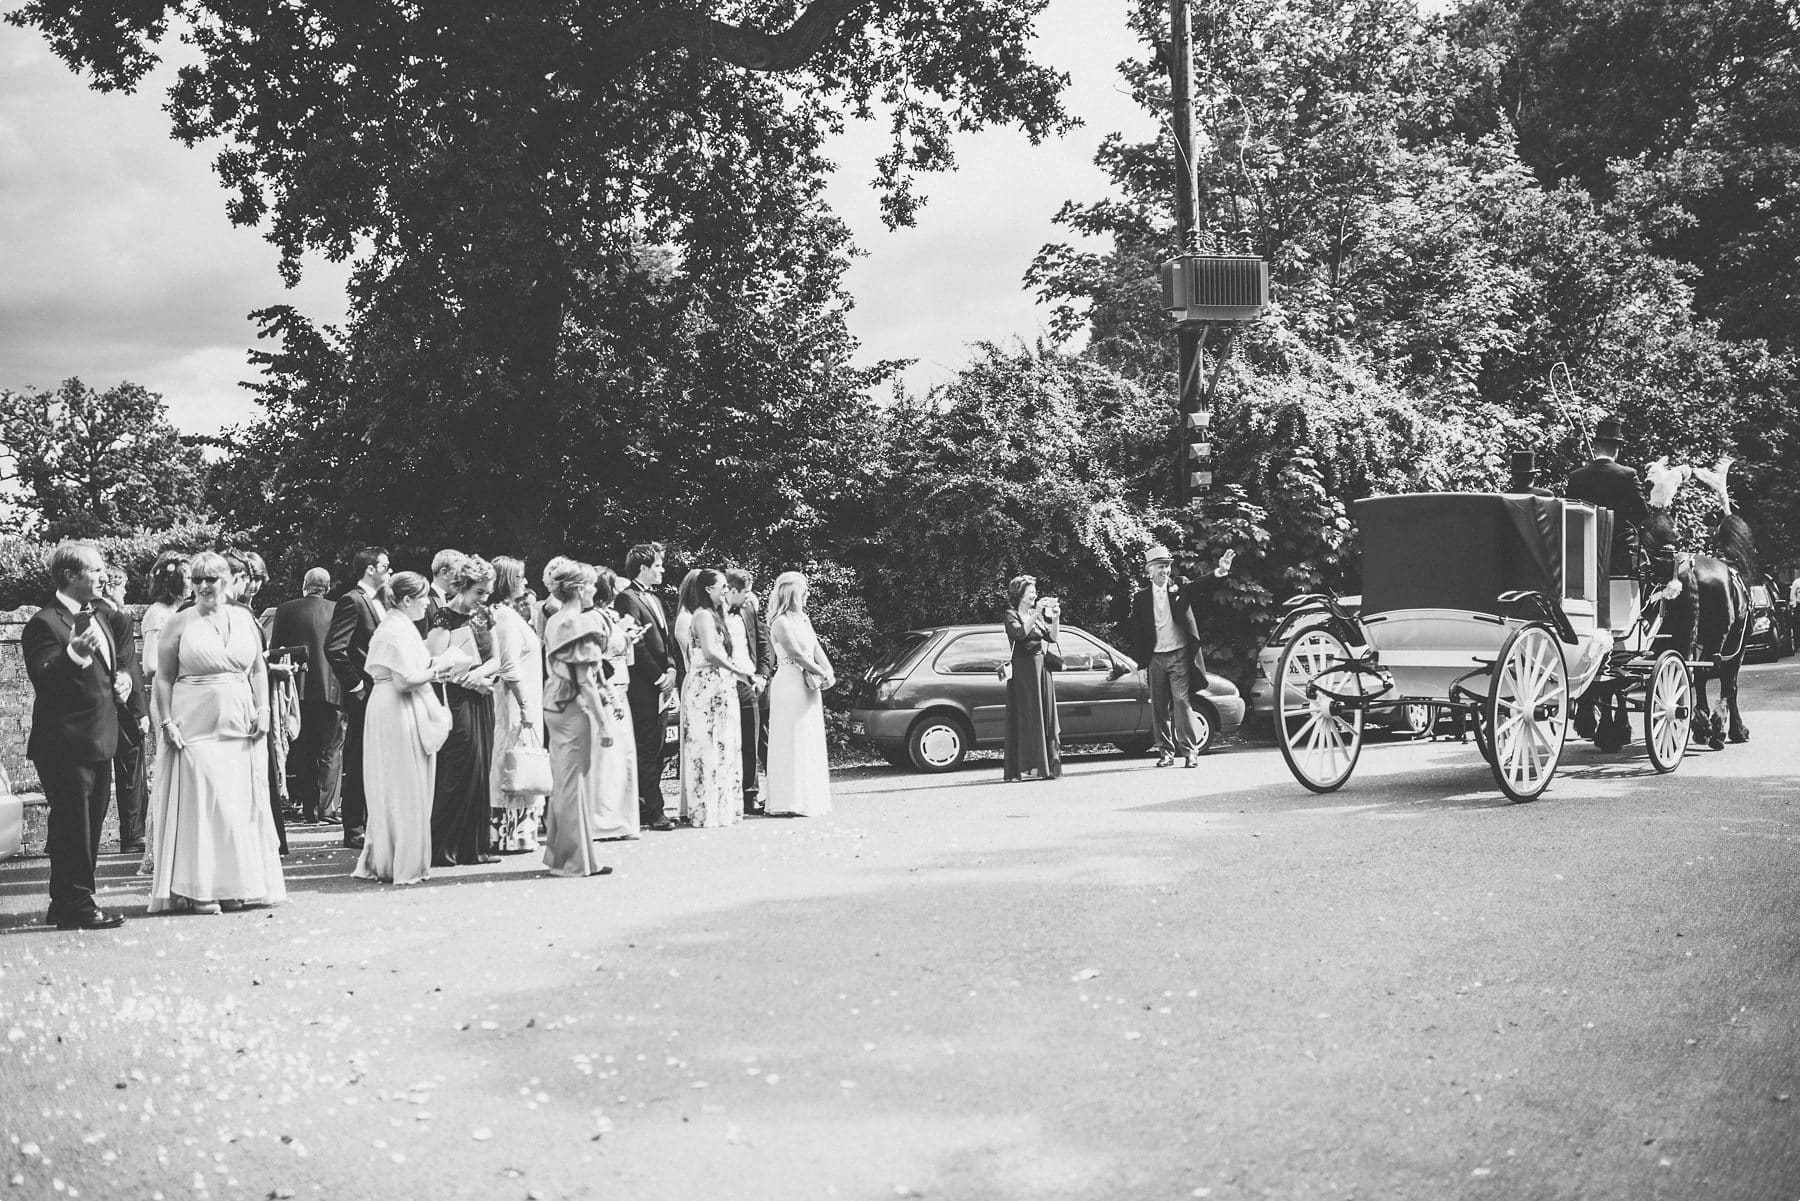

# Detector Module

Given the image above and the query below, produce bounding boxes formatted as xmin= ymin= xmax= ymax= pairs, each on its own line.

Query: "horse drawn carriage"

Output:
xmin=1270 ymin=492 xmax=1698 ymax=802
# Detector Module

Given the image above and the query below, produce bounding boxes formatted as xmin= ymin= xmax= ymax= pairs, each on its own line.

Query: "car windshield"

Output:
xmin=1749 ymin=585 xmax=1770 ymax=607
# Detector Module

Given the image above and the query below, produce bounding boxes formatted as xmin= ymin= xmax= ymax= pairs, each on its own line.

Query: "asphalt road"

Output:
xmin=2 ymin=659 xmax=1796 ymax=1201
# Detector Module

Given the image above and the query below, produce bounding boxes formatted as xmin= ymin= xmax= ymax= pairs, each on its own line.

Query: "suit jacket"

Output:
xmin=325 ymin=588 xmax=382 ymax=700
xmin=735 ymin=597 xmax=776 ymax=680
xmin=98 ymin=602 xmax=147 ymax=749
xmin=23 ymin=601 xmax=122 ymax=765
xmin=271 ymin=595 xmax=341 ymax=706
xmin=1566 ymin=459 xmax=1648 ymax=528
xmin=616 ymin=582 xmax=675 ymax=685
xmin=1126 ymin=582 xmax=1203 ymax=666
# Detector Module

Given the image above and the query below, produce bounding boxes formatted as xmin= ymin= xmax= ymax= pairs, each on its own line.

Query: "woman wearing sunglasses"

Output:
xmin=145 ymin=551 xmax=286 ymax=915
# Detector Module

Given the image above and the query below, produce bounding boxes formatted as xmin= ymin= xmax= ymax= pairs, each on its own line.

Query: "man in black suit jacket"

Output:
xmin=24 ymin=542 xmax=127 ymax=929
xmin=1124 ymin=544 xmax=1234 ymax=768
xmin=725 ymin=569 xmax=776 ymax=814
xmin=1566 ymin=417 xmax=1649 ymax=574
xmin=96 ymin=567 xmax=148 ymax=855
xmin=325 ymin=547 xmax=390 ymax=849
xmin=271 ymin=567 xmax=344 ymax=822
xmin=616 ymin=542 xmax=677 ymax=830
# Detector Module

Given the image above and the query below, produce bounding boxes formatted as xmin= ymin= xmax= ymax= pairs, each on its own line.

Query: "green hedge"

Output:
xmin=0 ymin=522 xmax=249 ymax=609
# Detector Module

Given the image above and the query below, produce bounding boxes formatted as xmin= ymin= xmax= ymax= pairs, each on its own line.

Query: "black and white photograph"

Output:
xmin=2 ymin=0 xmax=1797 ymax=1197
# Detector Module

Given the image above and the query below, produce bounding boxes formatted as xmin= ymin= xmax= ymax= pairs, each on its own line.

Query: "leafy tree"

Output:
xmin=0 ymin=378 xmax=209 ymax=539
xmin=850 ymin=343 xmax=1163 ymax=640
xmin=11 ymin=0 xmax=1076 ymax=559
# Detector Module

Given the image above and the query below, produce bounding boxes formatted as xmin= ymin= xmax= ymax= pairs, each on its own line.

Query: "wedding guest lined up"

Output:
xmin=591 ymin=567 xmax=640 ymax=840
xmin=98 ymin=566 xmax=149 ymax=855
xmin=723 ymin=569 xmax=773 ymax=816
xmin=147 ymin=551 xmax=285 ymax=915
xmin=270 ymin=568 xmax=345 ymax=825
xmin=136 ymin=552 xmax=190 ymax=875
xmin=541 ymin=561 xmax=616 ymax=878
xmin=326 ymin=547 xmax=391 ymax=851
xmin=677 ymin=568 xmax=747 ymax=828
xmin=354 ymin=572 xmax=442 ymax=886
xmin=616 ymin=543 xmax=678 ymax=832
xmin=765 ymin=571 xmax=834 ymax=817
xmin=487 ymin=556 xmax=545 ymax=853
xmin=426 ymin=554 xmax=501 ymax=867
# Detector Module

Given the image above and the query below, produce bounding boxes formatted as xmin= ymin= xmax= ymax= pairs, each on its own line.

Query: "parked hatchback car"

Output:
xmin=848 ymin=624 xmax=1243 ymax=772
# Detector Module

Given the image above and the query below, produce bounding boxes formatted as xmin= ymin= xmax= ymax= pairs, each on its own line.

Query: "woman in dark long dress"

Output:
xmin=426 ymin=555 xmax=502 ymax=866
xmin=1002 ymin=574 xmax=1062 ymax=781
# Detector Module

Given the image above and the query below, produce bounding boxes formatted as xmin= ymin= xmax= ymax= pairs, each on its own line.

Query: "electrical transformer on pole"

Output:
xmin=1164 ymin=0 xmax=1267 ymax=506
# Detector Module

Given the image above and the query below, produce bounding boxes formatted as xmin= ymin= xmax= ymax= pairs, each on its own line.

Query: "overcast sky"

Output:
xmin=0 ymin=6 xmax=1151 ymax=435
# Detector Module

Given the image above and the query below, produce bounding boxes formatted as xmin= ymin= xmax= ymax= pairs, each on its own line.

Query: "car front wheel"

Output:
xmin=907 ymin=713 xmax=972 ymax=772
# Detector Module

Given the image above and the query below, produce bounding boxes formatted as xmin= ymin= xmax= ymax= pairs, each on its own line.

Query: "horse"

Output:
xmin=1640 ymin=511 xmax=1750 ymax=750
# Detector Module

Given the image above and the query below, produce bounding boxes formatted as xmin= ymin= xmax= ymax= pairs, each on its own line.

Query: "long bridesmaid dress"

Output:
xmin=147 ymin=607 xmax=286 ymax=912
xmin=678 ymin=612 xmax=741 ymax=828
xmin=541 ymin=609 xmax=611 ymax=877
xmin=765 ymin=613 xmax=832 ymax=817
xmin=354 ymin=611 xmax=437 ymax=885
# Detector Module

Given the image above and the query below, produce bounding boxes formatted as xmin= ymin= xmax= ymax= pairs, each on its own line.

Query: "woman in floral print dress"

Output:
xmin=676 ymin=569 xmax=749 ymax=828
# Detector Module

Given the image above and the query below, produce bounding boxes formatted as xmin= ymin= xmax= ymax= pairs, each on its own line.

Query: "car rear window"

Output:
xmin=934 ymin=631 xmax=1010 ymax=674
xmin=868 ymin=631 xmax=932 ymax=678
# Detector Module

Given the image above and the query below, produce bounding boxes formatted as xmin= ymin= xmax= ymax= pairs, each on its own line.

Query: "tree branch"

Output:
xmin=589 ymin=0 xmax=869 ymax=81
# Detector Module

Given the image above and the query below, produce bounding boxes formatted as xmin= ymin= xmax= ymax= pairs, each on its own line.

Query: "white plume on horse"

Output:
xmin=1645 ymin=457 xmax=1690 ymax=509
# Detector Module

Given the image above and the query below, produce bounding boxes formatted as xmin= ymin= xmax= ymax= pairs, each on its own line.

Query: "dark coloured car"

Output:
xmin=1744 ymin=582 xmax=1789 ymax=663
xmin=847 ymin=624 xmax=1244 ymax=772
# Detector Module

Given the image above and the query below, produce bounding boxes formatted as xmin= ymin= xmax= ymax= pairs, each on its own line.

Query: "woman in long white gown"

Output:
xmin=765 ymin=571 xmax=835 ymax=818
xmin=148 ymin=552 xmax=285 ymax=914
xmin=355 ymin=573 xmax=443 ymax=885
xmin=486 ymin=557 xmax=545 ymax=853
xmin=588 ymin=568 xmax=639 ymax=840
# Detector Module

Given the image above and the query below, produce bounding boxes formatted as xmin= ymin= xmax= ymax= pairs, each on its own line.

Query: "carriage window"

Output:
xmin=1565 ymin=508 xmax=1590 ymax=599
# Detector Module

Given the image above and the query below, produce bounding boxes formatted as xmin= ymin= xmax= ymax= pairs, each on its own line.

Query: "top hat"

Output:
xmin=1510 ymin=449 xmax=1537 ymax=477
xmin=1592 ymin=417 xmax=1625 ymax=446
xmin=1144 ymin=544 xmax=1173 ymax=565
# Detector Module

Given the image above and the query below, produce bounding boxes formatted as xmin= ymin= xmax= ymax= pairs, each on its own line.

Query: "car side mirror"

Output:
xmin=1106 ymin=656 xmax=1131 ymax=681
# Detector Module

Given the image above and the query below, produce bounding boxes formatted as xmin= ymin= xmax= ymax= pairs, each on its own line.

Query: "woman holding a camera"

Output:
xmin=1001 ymin=575 xmax=1062 ymax=782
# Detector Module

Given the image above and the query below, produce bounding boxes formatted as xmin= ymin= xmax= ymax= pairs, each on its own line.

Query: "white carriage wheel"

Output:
xmin=1485 ymin=623 xmax=1568 ymax=803
xmin=1643 ymin=650 xmax=1692 ymax=773
xmin=1276 ymin=626 xmax=1365 ymax=793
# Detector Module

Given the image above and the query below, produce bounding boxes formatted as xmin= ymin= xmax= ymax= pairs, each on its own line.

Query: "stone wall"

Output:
xmin=1 ymin=606 xmax=39 ymax=794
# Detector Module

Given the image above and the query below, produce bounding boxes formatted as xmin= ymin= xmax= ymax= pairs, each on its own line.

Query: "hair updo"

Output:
xmin=150 ymin=552 xmax=190 ymax=605
xmin=548 ymin=560 xmax=597 ymax=604
xmin=1007 ymin=574 xmax=1037 ymax=609
xmin=448 ymin=555 xmax=496 ymax=594
xmin=389 ymin=571 xmax=430 ymax=605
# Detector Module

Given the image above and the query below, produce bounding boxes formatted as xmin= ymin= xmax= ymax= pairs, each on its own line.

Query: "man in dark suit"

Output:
xmin=325 ymin=547 xmax=390 ymax=850
xmin=271 ymin=567 xmax=344 ymax=823
xmin=616 ymin=542 xmax=677 ymax=831
xmin=96 ymin=567 xmax=148 ymax=855
xmin=724 ymin=569 xmax=776 ymax=815
xmin=1125 ymin=544 xmax=1234 ymax=768
xmin=24 ymin=541 xmax=127 ymax=929
xmin=1566 ymin=417 xmax=1649 ymax=573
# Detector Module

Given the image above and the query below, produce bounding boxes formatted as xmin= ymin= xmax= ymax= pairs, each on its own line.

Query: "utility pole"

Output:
xmin=1162 ymin=0 xmax=1266 ymax=508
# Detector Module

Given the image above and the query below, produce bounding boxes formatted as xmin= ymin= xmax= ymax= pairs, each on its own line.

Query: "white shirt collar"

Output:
xmin=55 ymin=590 xmax=88 ymax=615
